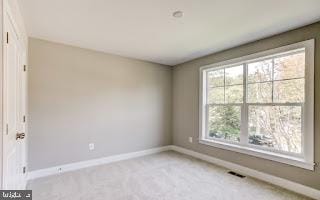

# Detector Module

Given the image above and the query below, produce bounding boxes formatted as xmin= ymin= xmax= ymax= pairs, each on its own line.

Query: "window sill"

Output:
xmin=199 ymin=139 xmax=315 ymax=170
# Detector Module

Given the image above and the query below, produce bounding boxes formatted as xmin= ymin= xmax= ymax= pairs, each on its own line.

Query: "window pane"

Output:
xmin=225 ymin=65 xmax=243 ymax=85
xmin=208 ymin=87 xmax=224 ymax=104
xmin=248 ymin=59 xmax=272 ymax=83
xmin=273 ymin=79 xmax=304 ymax=103
xmin=274 ymin=52 xmax=305 ymax=80
xmin=225 ymin=85 xmax=243 ymax=103
xmin=208 ymin=106 xmax=241 ymax=142
xmin=247 ymin=82 xmax=272 ymax=103
xmin=248 ymin=106 xmax=302 ymax=153
xmin=208 ymin=69 xmax=224 ymax=87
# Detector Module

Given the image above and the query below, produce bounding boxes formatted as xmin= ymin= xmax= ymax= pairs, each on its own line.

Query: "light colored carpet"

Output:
xmin=28 ymin=151 xmax=312 ymax=200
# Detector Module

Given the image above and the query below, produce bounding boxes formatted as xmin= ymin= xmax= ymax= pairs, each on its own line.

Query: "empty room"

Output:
xmin=1 ymin=0 xmax=320 ymax=199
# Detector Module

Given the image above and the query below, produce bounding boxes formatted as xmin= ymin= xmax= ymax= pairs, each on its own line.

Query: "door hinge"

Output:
xmin=6 ymin=124 xmax=9 ymax=135
xmin=6 ymin=32 xmax=9 ymax=44
xmin=23 ymin=65 xmax=27 ymax=72
xmin=23 ymin=115 xmax=26 ymax=123
xmin=23 ymin=166 xmax=26 ymax=174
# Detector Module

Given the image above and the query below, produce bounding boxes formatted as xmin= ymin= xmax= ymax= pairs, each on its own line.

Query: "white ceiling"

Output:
xmin=19 ymin=0 xmax=320 ymax=66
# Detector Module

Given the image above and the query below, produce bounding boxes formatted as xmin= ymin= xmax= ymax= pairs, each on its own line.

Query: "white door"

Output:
xmin=3 ymin=10 xmax=26 ymax=189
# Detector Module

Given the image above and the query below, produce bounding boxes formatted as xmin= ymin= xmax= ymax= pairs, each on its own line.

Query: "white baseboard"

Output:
xmin=28 ymin=145 xmax=320 ymax=199
xmin=171 ymin=145 xmax=320 ymax=200
xmin=28 ymin=146 xmax=171 ymax=180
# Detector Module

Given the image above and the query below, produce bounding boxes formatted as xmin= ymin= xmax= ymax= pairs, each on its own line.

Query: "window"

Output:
xmin=199 ymin=40 xmax=314 ymax=170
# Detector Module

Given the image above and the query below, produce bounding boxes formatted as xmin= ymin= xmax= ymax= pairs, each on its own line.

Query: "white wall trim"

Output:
xmin=27 ymin=146 xmax=171 ymax=180
xmin=171 ymin=145 xmax=320 ymax=200
xmin=28 ymin=145 xmax=320 ymax=199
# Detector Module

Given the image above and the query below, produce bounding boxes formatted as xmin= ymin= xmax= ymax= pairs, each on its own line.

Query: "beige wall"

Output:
xmin=28 ymin=38 xmax=172 ymax=171
xmin=172 ymin=22 xmax=320 ymax=189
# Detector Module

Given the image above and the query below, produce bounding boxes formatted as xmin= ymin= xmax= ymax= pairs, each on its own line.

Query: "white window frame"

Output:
xmin=199 ymin=39 xmax=315 ymax=170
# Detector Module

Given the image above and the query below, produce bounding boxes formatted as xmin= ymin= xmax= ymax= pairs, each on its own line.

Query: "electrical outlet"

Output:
xmin=188 ymin=137 xmax=193 ymax=143
xmin=89 ymin=143 xmax=95 ymax=151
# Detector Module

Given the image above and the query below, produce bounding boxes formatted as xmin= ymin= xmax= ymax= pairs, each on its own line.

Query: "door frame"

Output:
xmin=0 ymin=0 xmax=4 ymax=189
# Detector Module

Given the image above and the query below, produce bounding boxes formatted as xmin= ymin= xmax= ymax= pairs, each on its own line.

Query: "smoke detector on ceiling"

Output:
xmin=173 ymin=11 xmax=183 ymax=18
